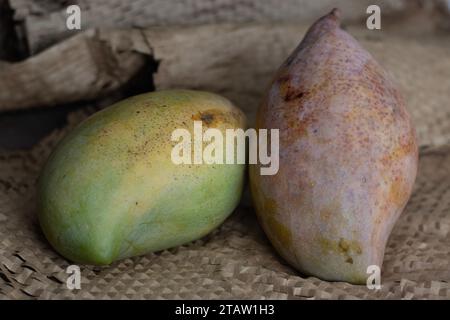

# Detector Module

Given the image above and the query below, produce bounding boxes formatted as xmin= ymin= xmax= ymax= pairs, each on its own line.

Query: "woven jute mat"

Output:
xmin=1 ymin=26 xmax=450 ymax=299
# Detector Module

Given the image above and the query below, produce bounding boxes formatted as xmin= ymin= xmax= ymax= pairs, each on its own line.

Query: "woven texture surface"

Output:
xmin=1 ymin=25 xmax=450 ymax=299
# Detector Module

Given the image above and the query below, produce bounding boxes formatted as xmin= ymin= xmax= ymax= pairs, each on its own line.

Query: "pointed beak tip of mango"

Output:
xmin=330 ymin=8 xmax=341 ymax=21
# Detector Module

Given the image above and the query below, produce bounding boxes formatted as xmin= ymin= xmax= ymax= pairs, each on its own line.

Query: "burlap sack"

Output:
xmin=0 ymin=23 xmax=450 ymax=299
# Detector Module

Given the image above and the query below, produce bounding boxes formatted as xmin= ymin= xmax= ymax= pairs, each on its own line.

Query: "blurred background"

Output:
xmin=0 ymin=0 xmax=449 ymax=149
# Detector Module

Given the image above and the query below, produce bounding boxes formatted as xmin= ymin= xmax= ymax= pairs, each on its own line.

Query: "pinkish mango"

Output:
xmin=249 ymin=9 xmax=418 ymax=284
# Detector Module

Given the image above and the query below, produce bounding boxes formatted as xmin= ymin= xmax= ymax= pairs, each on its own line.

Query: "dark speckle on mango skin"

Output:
xmin=250 ymin=9 xmax=418 ymax=284
xmin=318 ymin=237 xmax=363 ymax=265
xmin=191 ymin=109 xmax=243 ymax=127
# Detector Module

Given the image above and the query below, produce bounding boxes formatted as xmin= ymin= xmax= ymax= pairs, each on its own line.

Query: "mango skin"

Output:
xmin=38 ymin=90 xmax=246 ymax=265
xmin=249 ymin=10 xmax=418 ymax=284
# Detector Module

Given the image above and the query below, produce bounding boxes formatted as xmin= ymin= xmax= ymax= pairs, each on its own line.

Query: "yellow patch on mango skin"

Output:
xmin=388 ymin=177 xmax=410 ymax=207
xmin=249 ymin=163 xmax=295 ymax=264
xmin=318 ymin=237 xmax=362 ymax=265
xmin=382 ymin=138 xmax=416 ymax=165
xmin=338 ymin=238 xmax=363 ymax=255
xmin=320 ymin=208 xmax=332 ymax=221
xmin=319 ymin=199 xmax=342 ymax=222
xmin=260 ymin=197 xmax=293 ymax=249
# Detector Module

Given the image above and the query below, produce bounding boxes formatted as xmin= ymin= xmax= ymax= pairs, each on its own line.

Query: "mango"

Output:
xmin=38 ymin=90 xmax=246 ymax=265
xmin=249 ymin=9 xmax=418 ymax=284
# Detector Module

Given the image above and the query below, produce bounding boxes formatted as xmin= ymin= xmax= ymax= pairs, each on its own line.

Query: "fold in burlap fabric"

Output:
xmin=1 ymin=23 xmax=450 ymax=299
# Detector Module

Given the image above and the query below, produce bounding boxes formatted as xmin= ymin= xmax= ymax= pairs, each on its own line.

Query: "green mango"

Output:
xmin=38 ymin=90 xmax=246 ymax=265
